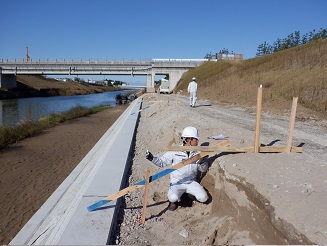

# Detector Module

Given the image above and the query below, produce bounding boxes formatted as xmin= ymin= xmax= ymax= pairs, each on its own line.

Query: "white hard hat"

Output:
xmin=192 ymin=77 xmax=196 ymax=81
xmin=181 ymin=126 xmax=199 ymax=139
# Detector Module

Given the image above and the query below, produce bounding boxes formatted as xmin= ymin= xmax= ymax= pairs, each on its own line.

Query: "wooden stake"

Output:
xmin=87 ymin=153 xmax=208 ymax=212
xmin=254 ymin=85 xmax=263 ymax=153
xmin=286 ymin=97 xmax=298 ymax=152
xmin=165 ymin=144 xmax=302 ymax=153
xmin=141 ymin=170 xmax=151 ymax=224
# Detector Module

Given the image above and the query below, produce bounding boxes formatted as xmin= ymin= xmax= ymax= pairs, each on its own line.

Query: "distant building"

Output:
xmin=211 ymin=53 xmax=243 ymax=61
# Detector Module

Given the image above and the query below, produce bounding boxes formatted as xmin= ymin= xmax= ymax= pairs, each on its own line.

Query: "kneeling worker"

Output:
xmin=145 ymin=126 xmax=208 ymax=211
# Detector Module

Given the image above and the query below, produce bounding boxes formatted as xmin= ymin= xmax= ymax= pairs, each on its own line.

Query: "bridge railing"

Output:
xmin=0 ymin=58 xmax=214 ymax=64
xmin=0 ymin=58 xmax=154 ymax=64
xmin=152 ymin=58 xmax=217 ymax=62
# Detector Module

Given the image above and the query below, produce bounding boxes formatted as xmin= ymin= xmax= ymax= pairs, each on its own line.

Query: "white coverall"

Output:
xmin=151 ymin=149 xmax=208 ymax=203
xmin=187 ymin=81 xmax=198 ymax=107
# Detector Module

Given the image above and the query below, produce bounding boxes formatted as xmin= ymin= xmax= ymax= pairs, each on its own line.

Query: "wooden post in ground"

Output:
xmin=286 ymin=97 xmax=298 ymax=152
xmin=254 ymin=85 xmax=263 ymax=153
xmin=141 ymin=170 xmax=151 ymax=224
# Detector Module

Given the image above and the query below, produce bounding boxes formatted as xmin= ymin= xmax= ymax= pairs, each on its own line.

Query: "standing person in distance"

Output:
xmin=188 ymin=77 xmax=198 ymax=108
xmin=145 ymin=126 xmax=208 ymax=211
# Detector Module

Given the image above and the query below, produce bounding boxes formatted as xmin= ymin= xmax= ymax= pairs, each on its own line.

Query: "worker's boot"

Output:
xmin=168 ymin=202 xmax=177 ymax=211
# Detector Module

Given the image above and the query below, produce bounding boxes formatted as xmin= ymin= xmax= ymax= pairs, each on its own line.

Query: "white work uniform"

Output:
xmin=151 ymin=149 xmax=208 ymax=203
xmin=187 ymin=81 xmax=198 ymax=107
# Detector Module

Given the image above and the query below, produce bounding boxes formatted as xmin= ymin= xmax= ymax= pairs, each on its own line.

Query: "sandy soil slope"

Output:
xmin=112 ymin=94 xmax=327 ymax=245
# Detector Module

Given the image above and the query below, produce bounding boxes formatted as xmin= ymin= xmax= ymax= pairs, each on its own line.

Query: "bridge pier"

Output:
xmin=0 ymin=73 xmax=17 ymax=89
xmin=146 ymin=69 xmax=187 ymax=93
xmin=168 ymin=70 xmax=186 ymax=92
xmin=150 ymin=68 xmax=188 ymax=93
xmin=146 ymin=73 xmax=155 ymax=93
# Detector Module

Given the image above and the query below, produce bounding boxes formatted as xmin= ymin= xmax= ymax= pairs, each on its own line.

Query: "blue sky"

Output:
xmin=1 ymin=0 xmax=326 ymax=84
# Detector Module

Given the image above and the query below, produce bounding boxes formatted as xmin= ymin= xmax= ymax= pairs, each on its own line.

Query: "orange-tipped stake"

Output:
xmin=254 ymin=85 xmax=263 ymax=153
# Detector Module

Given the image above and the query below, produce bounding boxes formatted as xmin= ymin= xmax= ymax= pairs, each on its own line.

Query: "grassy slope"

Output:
xmin=177 ymin=39 xmax=327 ymax=120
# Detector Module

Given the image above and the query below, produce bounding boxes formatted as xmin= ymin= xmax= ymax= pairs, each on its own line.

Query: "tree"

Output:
xmin=319 ymin=28 xmax=327 ymax=39
xmin=256 ymin=42 xmax=273 ymax=56
xmin=273 ymin=38 xmax=282 ymax=52
xmin=204 ymin=52 xmax=213 ymax=59
xmin=256 ymin=43 xmax=264 ymax=57
xmin=218 ymin=48 xmax=230 ymax=54
xmin=301 ymin=33 xmax=308 ymax=45
xmin=293 ymin=31 xmax=301 ymax=46
xmin=256 ymin=27 xmax=327 ymax=55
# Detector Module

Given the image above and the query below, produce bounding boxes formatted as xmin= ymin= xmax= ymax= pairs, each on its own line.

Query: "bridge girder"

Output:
xmin=0 ymin=60 xmax=205 ymax=91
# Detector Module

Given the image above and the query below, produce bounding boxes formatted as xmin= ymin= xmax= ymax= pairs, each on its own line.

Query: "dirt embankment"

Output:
xmin=0 ymin=75 xmax=119 ymax=99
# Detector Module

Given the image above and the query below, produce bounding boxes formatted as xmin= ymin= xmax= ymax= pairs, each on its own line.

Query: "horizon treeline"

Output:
xmin=204 ymin=28 xmax=326 ymax=59
xmin=256 ymin=28 xmax=327 ymax=56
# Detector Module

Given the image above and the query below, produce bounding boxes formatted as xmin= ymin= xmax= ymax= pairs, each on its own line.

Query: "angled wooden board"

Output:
xmin=87 ymin=140 xmax=230 ymax=212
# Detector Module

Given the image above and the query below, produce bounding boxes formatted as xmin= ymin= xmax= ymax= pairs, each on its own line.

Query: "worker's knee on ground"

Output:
xmin=196 ymin=193 xmax=208 ymax=203
xmin=168 ymin=193 xmax=179 ymax=203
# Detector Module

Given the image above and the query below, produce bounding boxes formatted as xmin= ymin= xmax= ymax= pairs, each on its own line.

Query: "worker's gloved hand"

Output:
xmin=197 ymin=156 xmax=209 ymax=173
xmin=199 ymin=161 xmax=208 ymax=173
xmin=200 ymin=161 xmax=208 ymax=167
xmin=146 ymin=150 xmax=153 ymax=161
xmin=197 ymin=155 xmax=209 ymax=164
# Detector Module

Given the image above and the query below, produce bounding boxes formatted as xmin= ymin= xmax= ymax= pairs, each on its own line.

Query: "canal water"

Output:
xmin=0 ymin=90 xmax=135 ymax=126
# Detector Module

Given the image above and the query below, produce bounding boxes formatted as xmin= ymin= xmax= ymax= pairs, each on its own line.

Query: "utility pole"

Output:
xmin=26 ymin=46 xmax=30 ymax=62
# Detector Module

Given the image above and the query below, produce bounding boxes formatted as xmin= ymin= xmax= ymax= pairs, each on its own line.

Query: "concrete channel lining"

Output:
xmin=10 ymin=97 xmax=143 ymax=245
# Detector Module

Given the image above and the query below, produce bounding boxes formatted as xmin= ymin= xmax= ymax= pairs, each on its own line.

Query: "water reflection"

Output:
xmin=0 ymin=90 xmax=134 ymax=126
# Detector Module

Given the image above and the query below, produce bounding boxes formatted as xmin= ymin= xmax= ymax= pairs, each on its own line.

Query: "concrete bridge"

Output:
xmin=0 ymin=58 xmax=211 ymax=92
